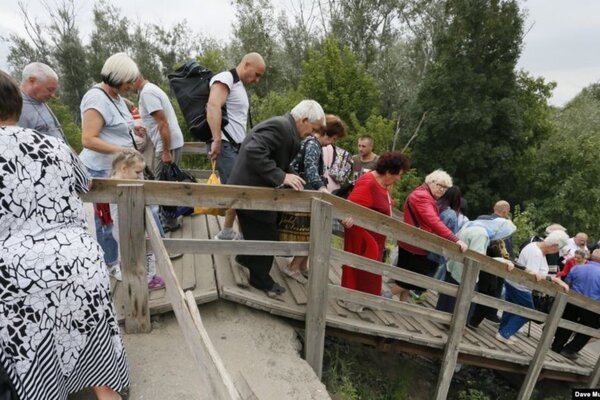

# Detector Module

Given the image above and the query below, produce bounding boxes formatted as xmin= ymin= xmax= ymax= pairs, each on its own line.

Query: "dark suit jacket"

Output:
xmin=228 ymin=113 xmax=301 ymax=188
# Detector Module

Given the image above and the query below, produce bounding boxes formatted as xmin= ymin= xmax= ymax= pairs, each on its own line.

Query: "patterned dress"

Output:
xmin=0 ymin=126 xmax=129 ymax=399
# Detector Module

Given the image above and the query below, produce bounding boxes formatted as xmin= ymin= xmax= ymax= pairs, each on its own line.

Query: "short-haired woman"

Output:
xmin=0 ymin=70 xmax=129 ymax=399
xmin=339 ymin=152 xmax=411 ymax=312
xmin=394 ymin=169 xmax=469 ymax=302
xmin=79 ymin=52 xmax=145 ymax=274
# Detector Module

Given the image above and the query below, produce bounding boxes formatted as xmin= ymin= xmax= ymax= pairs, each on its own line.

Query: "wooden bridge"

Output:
xmin=82 ymin=145 xmax=600 ymax=400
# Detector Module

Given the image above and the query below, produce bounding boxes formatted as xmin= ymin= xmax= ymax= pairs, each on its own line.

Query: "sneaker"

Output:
xmin=279 ymin=263 xmax=308 ymax=284
xmin=214 ymin=229 xmax=243 ymax=240
xmin=337 ymin=299 xmax=364 ymax=313
xmin=108 ymin=262 xmax=122 ymax=281
xmin=381 ymin=289 xmax=394 ymax=299
xmin=495 ymin=332 xmax=516 ymax=345
xmin=264 ymin=282 xmax=286 ymax=298
xmin=560 ymin=349 xmax=579 ymax=360
xmin=169 ymin=253 xmax=184 ymax=260
xmin=410 ymin=290 xmax=428 ymax=304
xmin=148 ymin=275 xmax=166 ymax=290
xmin=163 ymin=223 xmax=182 ymax=233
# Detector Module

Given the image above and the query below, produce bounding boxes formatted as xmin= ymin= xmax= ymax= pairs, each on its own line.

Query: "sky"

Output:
xmin=0 ymin=0 xmax=599 ymax=107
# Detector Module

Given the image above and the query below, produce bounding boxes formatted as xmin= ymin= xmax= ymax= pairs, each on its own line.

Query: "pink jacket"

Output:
xmin=398 ymin=183 xmax=459 ymax=255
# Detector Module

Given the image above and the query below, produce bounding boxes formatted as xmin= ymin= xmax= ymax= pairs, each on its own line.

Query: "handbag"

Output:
xmin=194 ymin=162 xmax=227 ymax=216
xmin=159 ymin=163 xmax=196 ymax=219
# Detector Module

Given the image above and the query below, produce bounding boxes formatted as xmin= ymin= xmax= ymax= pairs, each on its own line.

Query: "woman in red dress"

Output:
xmin=340 ymin=152 xmax=410 ymax=309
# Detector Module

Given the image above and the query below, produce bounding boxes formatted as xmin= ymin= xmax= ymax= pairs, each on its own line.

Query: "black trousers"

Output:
xmin=235 ymin=209 xmax=278 ymax=290
xmin=552 ymin=303 xmax=600 ymax=353
xmin=469 ymin=271 xmax=500 ymax=326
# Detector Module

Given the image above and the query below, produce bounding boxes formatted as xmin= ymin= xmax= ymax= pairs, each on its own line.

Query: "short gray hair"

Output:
xmin=101 ymin=52 xmax=139 ymax=87
xmin=22 ymin=62 xmax=58 ymax=83
xmin=290 ymin=100 xmax=325 ymax=125
xmin=544 ymin=230 xmax=569 ymax=249
xmin=425 ymin=169 xmax=453 ymax=187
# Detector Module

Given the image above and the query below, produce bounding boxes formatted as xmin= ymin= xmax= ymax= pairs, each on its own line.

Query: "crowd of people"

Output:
xmin=2 ymin=49 xmax=600 ymax=399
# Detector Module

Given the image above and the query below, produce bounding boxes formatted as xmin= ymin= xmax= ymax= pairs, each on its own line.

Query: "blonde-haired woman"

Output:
xmin=393 ymin=169 xmax=468 ymax=301
xmin=79 ymin=52 xmax=145 ymax=274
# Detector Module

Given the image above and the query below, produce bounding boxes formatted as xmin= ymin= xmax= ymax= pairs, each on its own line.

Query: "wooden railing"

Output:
xmin=79 ymin=143 xmax=600 ymax=400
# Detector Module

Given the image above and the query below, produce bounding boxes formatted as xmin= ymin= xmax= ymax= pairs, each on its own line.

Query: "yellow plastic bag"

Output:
xmin=194 ymin=161 xmax=227 ymax=216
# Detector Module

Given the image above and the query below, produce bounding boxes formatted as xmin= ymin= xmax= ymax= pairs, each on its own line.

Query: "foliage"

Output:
xmin=299 ymin=36 xmax=380 ymax=132
xmin=391 ymin=168 xmax=423 ymax=210
xmin=48 ymin=98 xmax=81 ymax=152
xmin=457 ymin=389 xmax=490 ymax=400
xmin=413 ymin=0 xmax=525 ymax=216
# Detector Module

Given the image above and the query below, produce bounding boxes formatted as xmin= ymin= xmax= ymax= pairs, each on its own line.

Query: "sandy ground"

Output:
xmin=122 ymin=302 xmax=330 ymax=400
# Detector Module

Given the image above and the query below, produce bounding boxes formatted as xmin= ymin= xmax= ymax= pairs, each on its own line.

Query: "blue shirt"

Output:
xmin=565 ymin=261 xmax=600 ymax=301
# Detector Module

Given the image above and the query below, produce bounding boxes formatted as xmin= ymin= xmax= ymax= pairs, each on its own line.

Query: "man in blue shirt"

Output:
xmin=551 ymin=249 xmax=600 ymax=360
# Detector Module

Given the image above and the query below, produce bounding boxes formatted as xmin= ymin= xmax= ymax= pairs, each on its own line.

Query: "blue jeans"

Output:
xmin=207 ymin=140 xmax=238 ymax=184
xmin=498 ymin=282 xmax=535 ymax=339
xmin=87 ymin=167 xmax=119 ymax=265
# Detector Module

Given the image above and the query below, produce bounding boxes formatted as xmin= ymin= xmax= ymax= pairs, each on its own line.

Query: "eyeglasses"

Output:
xmin=435 ymin=182 xmax=449 ymax=191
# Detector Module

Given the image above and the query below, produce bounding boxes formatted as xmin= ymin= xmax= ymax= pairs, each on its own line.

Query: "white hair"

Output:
xmin=544 ymin=230 xmax=569 ymax=249
xmin=425 ymin=169 xmax=453 ymax=187
xmin=22 ymin=62 xmax=58 ymax=83
xmin=101 ymin=52 xmax=139 ymax=87
xmin=290 ymin=100 xmax=326 ymax=125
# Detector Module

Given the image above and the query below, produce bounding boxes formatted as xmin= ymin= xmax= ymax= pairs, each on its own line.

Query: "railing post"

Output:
xmin=518 ymin=293 xmax=568 ymax=400
xmin=305 ymin=198 xmax=333 ymax=379
xmin=434 ymin=258 xmax=480 ymax=400
xmin=117 ymin=184 xmax=150 ymax=333
xmin=588 ymin=353 xmax=600 ymax=388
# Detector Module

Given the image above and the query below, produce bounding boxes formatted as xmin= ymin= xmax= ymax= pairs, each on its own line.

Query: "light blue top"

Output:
xmin=565 ymin=261 xmax=600 ymax=301
xmin=79 ymin=85 xmax=134 ymax=171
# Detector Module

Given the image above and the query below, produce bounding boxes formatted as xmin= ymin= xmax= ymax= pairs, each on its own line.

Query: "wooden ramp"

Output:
xmin=111 ymin=212 xmax=599 ymax=383
xmin=111 ymin=213 xmax=218 ymax=321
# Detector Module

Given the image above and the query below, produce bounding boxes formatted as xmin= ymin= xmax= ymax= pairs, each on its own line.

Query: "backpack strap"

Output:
xmin=405 ymin=199 xmax=420 ymax=228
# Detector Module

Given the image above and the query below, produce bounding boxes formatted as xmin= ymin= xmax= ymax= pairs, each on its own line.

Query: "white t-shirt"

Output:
xmin=508 ymin=241 xmax=549 ymax=292
xmin=79 ymin=85 xmax=134 ymax=171
xmin=209 ymin=71 xmax=249 ymax=144
xmin=138 ymin=82 xmax=184 ymax=153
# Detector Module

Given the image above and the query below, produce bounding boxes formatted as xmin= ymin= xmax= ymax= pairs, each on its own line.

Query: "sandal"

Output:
xmin=264 ymin=282 xmax=286 ymax=298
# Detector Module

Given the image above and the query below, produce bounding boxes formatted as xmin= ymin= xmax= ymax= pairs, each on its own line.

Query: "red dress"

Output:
xmin=341 ymin=172 xmax=392 ymax=295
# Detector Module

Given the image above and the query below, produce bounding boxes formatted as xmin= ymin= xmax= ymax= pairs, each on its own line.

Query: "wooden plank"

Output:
xmin=185 ymin=291 xmax=243 ymax=400
xmin=117 ymin=185 xmax=150 ymax=334
xmin=434 ymin=258 xmax=480 ymax=400
xmin=158 ymin=238 xmax=310 ymax=256
xmin=518 ymin=293 xmax=568 ymax=400
xmin=180 ymin=213 xmax=196 ymax=291
xmin=146 ymin=207 xmax=241 ymax=399
xmin=587 ymin=353 xmax=600 ymax=387
xmin=305 ymin=198 xmax=333 ymax=379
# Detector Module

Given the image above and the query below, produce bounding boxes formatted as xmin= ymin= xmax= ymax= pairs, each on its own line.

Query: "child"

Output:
xmin=109 ymin=148 xmax=165 ymax=290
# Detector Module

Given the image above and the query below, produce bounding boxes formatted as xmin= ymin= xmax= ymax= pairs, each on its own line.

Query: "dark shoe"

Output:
xmin=560 ymin=349 xmax=579 ymax=360
xmin=163 ymin=223 xmax=182 ymax=233
xmin=265 ymin=282 xmax=286 ymax=298
xmin=486 ymin=314 xmax=501 ymax=324
xmin=466 ymin=322 xmax=479 ymax=330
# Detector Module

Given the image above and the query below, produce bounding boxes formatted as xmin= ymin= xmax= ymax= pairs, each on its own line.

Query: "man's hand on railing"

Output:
xmin=282 ymin=174 xmax=306 ymax=191
xmin=551 ymin=276 xmax=570 ymax=293
xmin=457 ymin=240 xmax=468 ymax=253
xmin=499 ymin=259 xmax=515 ymax=272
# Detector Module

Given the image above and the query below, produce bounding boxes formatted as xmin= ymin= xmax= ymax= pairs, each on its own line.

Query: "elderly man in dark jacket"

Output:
xmin=227 ymin=100 xmax=326 ymax=296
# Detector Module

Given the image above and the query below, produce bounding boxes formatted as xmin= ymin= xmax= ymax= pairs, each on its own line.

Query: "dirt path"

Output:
xmin=123 ymin=302 xmax=330 ymax=400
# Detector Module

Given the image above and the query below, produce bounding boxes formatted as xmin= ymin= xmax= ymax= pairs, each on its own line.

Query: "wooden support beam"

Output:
xmin=434 ymin=258 xmax=480 ymax=400
xmin=518 ymin=293 xmax=568 ymax=400
xmin=587 ymin=353 xmax=600 ymax=388
xmin=117 ymin=184 xmax=150 ymax=333
xmin=145 ymin=208 xmax=242 ymax=399
xmin=305 ymin=198 xmax=333 ymax=379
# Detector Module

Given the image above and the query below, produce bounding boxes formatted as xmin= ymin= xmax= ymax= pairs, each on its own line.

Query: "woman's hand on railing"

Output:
xmin=341 ymin=217 xmax=353 ymax=229
xmin=457 ymin=240 xmax=468 ymax=253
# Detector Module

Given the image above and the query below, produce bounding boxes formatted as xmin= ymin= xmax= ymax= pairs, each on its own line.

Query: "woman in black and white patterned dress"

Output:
xmin=0 ymin=72 xmax=129 ymax=399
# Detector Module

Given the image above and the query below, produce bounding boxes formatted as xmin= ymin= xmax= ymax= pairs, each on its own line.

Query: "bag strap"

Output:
xmin=92 ymin=86 xmax=140 ymax=152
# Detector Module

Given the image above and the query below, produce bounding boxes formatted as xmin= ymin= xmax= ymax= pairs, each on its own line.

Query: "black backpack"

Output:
xmin=167 ymin=60 xmax=239 ymax=143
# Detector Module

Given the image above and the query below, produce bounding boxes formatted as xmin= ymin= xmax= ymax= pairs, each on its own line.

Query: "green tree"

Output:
xmin=298 ymin=36 xmax=380 ymax=131
xmin=413 ymin=0 xmax=525 ymax=215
